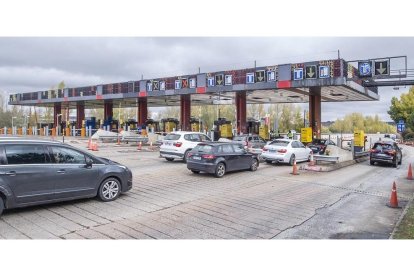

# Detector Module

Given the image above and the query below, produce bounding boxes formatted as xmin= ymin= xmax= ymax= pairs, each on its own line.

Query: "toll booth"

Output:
xmin=103 ymin=116 xmax=119 ymax=131
xmin=258 ymin=117 xmax=270 ymax=140
xmin=247 ymin=118 xmax=260 ymax=135
xmin=214 ymin=117 xmax=233 ymax=139
xmin=161 ymin=118 xmax=179 ymax=133
xmin=145 ymin=119 xmax=160 ymax=133
xmin=190 ymin=117 xmax=202 ymax=132
xmin=354 ymin=130 xmax=365 ymax=152
xmin=300 ymin=127 xmax=313 ymax=144
xmin=126 ymin=119 xmax=138 ymax=131
xmin=85 ymin=117 xmax=96 ymax=130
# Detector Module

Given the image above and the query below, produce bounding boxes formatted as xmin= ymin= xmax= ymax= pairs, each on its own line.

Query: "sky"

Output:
xmin=1 ymin=37 xmax=413 ymax=122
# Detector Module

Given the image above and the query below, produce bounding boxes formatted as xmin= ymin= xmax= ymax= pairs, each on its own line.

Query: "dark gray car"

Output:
xmin=0 ymin=138 xmax=132 ymax=216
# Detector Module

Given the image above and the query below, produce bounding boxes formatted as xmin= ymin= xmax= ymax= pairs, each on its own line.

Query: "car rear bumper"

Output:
xmin=371 ymin=156 xmax=394 ymax=164
xmin=160 ymin=151 xmax=184 ymax=159
xmin=261 ymin=153 xmax=288 ymax=163
xmin=187 ymin=161 xmax=216 ymax=173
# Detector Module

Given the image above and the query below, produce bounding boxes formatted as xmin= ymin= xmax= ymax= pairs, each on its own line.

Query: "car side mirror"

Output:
xmin=85 ymin=158 xmax=93 ymax=168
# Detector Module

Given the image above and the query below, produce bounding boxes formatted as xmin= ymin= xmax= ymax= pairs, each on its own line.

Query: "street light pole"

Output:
xmin=11 ymin=116 xmax=17 ymax=135
xmin=56 ymin=114 xmax=62 ymax=137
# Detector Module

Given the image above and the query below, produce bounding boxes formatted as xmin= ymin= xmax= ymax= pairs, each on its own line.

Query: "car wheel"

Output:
xmin=265 ymin=160 xmax=273 ymax=164
xmin=250 ymin=159 xmax=259 ymax=171
xmin=0 ymin=197 xmax=4 ymax=216
xmin=165 ymin=157 xmax=174 ymax=162
xmin=98 ymin=177 xmax=121 ymax=202
xmin=393 ymin=159 xmax=398 ymax=168
xmin=191 ymin=170 xmax=200 ymax=174
xmin=370 ymin=160 xmax=375 ymax=165
xmin=399 ymin=156 xmax=402 ymax=165
xmin=183 ymin=150 xmax=191 ymax=163
xmin=214 ymin=162 xmax=226 ymax=178
xmin=289 ymin=154 xmax=296 ymax=166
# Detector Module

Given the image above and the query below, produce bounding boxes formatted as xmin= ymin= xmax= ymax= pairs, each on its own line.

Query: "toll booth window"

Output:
xmin=50 ymin=146 xmax=86 ymax=164
xmin=5 ymin=145 xmax=49 ymax=164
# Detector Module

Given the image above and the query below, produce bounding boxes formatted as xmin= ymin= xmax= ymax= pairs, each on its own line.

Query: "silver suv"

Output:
xmin=232 ymin=134 xmax=267 ymax=153
xmin=0 ymin=138 xmax=132 ymax=216
xmin=159 ymin=131 xmax=211 ymax=162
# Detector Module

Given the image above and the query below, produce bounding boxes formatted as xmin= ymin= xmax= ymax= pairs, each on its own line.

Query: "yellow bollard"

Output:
xmin=51 ymin=128 xmax=56 ymax=137
xmin=66 ymin=127 xmax=71 ymax=136
xmin=81 ymin=127 xmax=86 ymax=137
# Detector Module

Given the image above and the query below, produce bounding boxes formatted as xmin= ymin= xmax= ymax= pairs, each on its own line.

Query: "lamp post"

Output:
xmin=56 ymin=114 xmax=62 ymax=137
xmin=11 ymin=116 xmax=17 ymax=135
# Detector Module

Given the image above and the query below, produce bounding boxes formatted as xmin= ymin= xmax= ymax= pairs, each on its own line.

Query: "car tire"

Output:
xmin=183 ymin=150 xmax=191 ymax=163
xmin=289 ymin=154 xmax=295 ymax=166
xmin=370 ymin=160 xmax=375 ymax=165
xmin=0 ymin=197 xmax=4 ymax=216
xmin=214 ymin=162 xmax=226 ymax=178
xmin=250 ymin=159 xmax=259 ymax=171
xmin=393 ymin=159 xmax=398 ymax=168
xmin=191 ymin=170 xmax=200 ymax=174
xmin=165 ymin=157 xmax=174 ymax=162
xmin=97 ymin=177 xmax=122 ymax=202
xmin=399 ymin=157 xmax=402 ymax=165
xmin=265 ymin=160 xmax=273 ymax=164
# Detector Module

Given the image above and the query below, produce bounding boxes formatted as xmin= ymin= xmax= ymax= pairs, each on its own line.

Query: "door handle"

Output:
xmin=57 ymin=169 xmax=66 ymax=174
xmin=5 ymin=171 xmax=16 ymax=176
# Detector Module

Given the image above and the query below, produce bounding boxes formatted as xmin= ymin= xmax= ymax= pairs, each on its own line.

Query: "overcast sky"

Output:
xmin=1 ymin=37 xmax=413 ymax=122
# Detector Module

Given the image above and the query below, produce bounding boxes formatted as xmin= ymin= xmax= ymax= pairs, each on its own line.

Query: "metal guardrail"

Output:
xmin=354 ymin=151 xmax=370 ymax=158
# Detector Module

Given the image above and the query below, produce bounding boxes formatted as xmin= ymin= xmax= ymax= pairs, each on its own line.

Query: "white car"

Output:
xmin=159 ymin=131 xmax=211 ymax=162
xmin=261 ymin=139 xmax=312 ymax=165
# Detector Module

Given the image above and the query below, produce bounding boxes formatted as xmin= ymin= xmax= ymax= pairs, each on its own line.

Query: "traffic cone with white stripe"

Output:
xmin=309 ymin=151 xmax=315 ymax=166
xmin=291 ymin=159 xmax=299 ymax=175
xmin=137 ymin=141 xmax=142 ymax=151
xmin=407 ymin=163 xmax=413 ymax=180
xmin=386 ymin=181 xmax=400 ymax=208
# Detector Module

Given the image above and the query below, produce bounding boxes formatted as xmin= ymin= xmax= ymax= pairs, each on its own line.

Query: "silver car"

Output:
xmin=0 ymin=138 xmax=132 ymax=216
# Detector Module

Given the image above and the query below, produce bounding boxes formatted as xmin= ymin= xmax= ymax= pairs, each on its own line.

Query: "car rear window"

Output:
xmin=269 ymin=140 xmax=290 ymax=146
xmin=164 ymin=134 xmax=181 ymax=141
xmin=193 ymin=144 xmax=214 ymax=153
xmin=313 ymin=139 xmax=326 ymax=144
xmin=233 ymin=136 xmax=246 ymax=141
xmin=373 ymin=143 xmax=393 ymax=151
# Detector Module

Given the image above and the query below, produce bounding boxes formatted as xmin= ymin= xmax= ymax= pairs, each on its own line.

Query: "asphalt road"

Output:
xmin=1 ymin=139 xmax=413 ymax=239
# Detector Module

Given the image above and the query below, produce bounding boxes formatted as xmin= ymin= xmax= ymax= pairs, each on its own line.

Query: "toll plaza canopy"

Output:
xmin=8 ymin=58 xmax=379 ymax=109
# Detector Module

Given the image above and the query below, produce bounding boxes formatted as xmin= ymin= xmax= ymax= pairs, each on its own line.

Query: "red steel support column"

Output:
xmin=180 ymin=94 xmax=191 ymax=131
xmin=104 ymin=101 xmax=113 ymax=121
xmin=76 ymin=102 xmax=85 ymax=129
xmin=138 ymin=97 xmax=148 ymax=126
xmin=236 ymin=91 xmax=247 ymax=134
xmin=309 ymin=87 xmax=322 ymax=139
xmin=53 ymin=103 xmax=62 ymax=127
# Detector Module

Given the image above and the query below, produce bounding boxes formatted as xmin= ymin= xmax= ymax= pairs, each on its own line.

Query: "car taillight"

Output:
xmin=187 ymin=152 xmax=193 ymax=158
xmin=202 ymin=154 xmax=215 ymax=159
xmin=262 ymin=148 xmax=268 ymax=152
xmin=370 ymin=149 xmax=379 ymax=153
xmin=173 ymin=142 xmax=182 ymax=147
xmin=244 ymin=141 xmax=248 ymax=147
xmin=278 ymin=149 xmax=287 ymax=153
xmin=385 ymin=150 xmax=396 ymax=155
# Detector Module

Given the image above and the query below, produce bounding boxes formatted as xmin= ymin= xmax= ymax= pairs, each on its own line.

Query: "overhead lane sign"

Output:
xmin=358 ymin=61 xmax=372 ymax=77
xmin=375 ymin=60 xmax=389 ymax=76
xmin=305 ymin=65 xmax=317 ymax=79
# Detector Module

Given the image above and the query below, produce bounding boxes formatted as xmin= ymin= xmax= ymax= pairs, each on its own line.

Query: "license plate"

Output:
xmin=193 ymin=156 xmax=201 ymax=160
xmin=269 ymin=150 xmax=276 ymax=153
xmin=165 ymin=142 xmax=172 ymax=146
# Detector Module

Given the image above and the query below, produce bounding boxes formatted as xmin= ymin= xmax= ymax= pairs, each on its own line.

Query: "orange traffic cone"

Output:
xmin=387 ymin=182 xmax=400 ymax=208
xmin=291 ymin=159 xmax=299 ymax=175
xmin=309 ymin=151 xmax=315 ymax=166
xmin=87 ymin=138 xmax=92 ymax=149
xmin=149 ymin=141 xmax=153 ymax=151
xmin=137 ymin=141 xmax=142 ymax=151
xmin=407 ymin=163 xmax=413 ymax=180
xmin=92 ymin=141 xmax=99 ymax=151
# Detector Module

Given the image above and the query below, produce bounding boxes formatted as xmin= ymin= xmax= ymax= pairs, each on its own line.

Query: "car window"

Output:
xmin=199 ymin=134 xmax=211 ymax=142
xmin=164 ymin=134 xmax=181 ymax=141
xmin=248 ymin=137 xmax=253 ymax=142
xmin=291 ymin=141 xmax=300 ymax=148
xmin=50 ymin=146 xmax=86 ymax=164
xmin=298 ymin=141 xmax=305 ymax=148
xmin=233 ymin=136 xmax=246 ymax=141
xmin=220 ymin=144 xmax=234 ymax=154
xmin=373 ymin=143 xmax=393 ymax=151
xmin=5 ymin=144 xmax=49 ymax=164
xmin=270 ymin=140 xmax=289 ymax=146
xmin=193 ymin=144 xmax=214 ymax=153
xmin=232 ymin=144 xmax=245 ymax=153
xmin=258 ymin=137 xmax=266 ymax=143
xmin=184 ymin=134 xmax=200 ymax=142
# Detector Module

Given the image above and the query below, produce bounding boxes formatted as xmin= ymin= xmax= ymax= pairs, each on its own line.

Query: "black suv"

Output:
xmin=369 ymin=140 xmax=402 ymax=167
xmin=0 ymin=138 xmax=132 ymax=216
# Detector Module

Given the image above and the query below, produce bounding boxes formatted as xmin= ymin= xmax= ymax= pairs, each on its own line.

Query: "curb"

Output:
xmin=301 ymin=156 xmax=369 ymax=172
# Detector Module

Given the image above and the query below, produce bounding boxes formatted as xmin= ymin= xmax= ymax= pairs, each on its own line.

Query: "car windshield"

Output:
xmin=312 ymin=139 xmax=326 ymax=144
xmin=233 ymin=136 xmax=246 ymax=141
xmin=373 ymin=143 xmax=393 ymax=151
xmin=193 ymin=144 xmax=214 ymax=153
xmin=164 ymin=134 xmax=181 ymax=141
xmin=269 ymin=140 xmax=290 ymax=146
